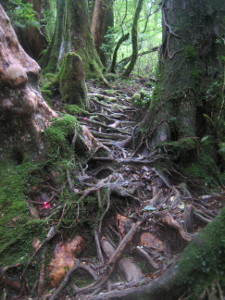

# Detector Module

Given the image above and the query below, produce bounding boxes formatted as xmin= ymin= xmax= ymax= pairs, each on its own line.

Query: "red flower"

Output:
xmin=41 ymin=202 xmax=51 ymax=210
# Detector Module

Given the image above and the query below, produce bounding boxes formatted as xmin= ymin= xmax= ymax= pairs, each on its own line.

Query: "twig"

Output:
xmin=37 ymin=248 xmax=46 ymax=296
xmin=135 ymin=246 xmax=159 ymax=270
xmin=94 ymin=229 xmax=105 ymax=265
xmin=66 ymin=169 xmax=74 ymax=193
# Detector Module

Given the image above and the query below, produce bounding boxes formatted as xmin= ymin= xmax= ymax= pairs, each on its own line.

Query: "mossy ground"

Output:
xmin=0 ymin=160 xmax=48 ymax=266
xmin=0 ymin=113 xmax=101 ymax=280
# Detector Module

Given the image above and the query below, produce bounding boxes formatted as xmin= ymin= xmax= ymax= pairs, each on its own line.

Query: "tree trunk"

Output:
xmin=40 ymin=0 xmax=108 ymax=106
xmin=0 ymin=5 xmax=57 ymax=159
xmin=39 ymin=0 xmax=65 ymax=73
xmin=41 ymin=0 xmax=103 ymax=79
xmin=122 ymin=0 xmax=144 ymax=78
xmin=91 ymin=0 xmax=114 ymax=66
xmin=142 ymin=0 xmax=225 ymax=148
xmin=109 ymin=33 xmax=129 ymax=73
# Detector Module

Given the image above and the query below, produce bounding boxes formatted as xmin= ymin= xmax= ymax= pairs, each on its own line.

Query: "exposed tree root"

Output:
xmin=4 ymin=82 xmax=224 ymax=300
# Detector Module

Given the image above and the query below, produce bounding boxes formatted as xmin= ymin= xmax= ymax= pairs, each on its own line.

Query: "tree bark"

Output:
xmin=0 ymin=5 xmax=57 ymax=159
xmin=41 ymin=0 xmax=103 ymax=79
xmin=91 ymin=0 xmax=114 ymax=66
xmin=122 ymin=0 xmax=144 ymax=78
xmin=139 ymin=0 xmax=225 ymax=152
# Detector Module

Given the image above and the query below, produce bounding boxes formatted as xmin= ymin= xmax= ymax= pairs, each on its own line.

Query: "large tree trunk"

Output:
xmin=91 ymin=0 xmax=114 ymax=66
xmin=39 ymin=0 xmax=65 ymax=73
xmin=141 ymin=0 xmax=225 ymax=149
xmin=0 ymin=5 xmax=57 ymax=159
xmin=41 ymin=0 xmax=103 ymax=79
xmin=40 ymin=0 xmax=108 ymax=107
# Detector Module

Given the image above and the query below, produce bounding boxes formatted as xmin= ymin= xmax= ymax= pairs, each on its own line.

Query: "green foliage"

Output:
xmin=205 ymin=81 xmax=222 ymax=101
xmin=132 ymin=89 xmax=152 ymax=108
xmin=112 ymin=0 xmax=162 ymax=76
xmin=101 ymin=26 xmax=116 ymax=57
xmin=6 ymin=0 xmax=38 ymax=28
xmin=186 ymin=150 xmax=221 ymax=188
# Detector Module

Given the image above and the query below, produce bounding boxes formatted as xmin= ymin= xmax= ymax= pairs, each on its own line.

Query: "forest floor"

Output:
xmin=1 ymin=79 xmax=225 ymax=299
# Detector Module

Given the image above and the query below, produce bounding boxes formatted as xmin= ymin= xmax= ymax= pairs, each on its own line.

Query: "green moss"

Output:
xmin=158 ymin=137 xmax=197 ymax=153
xmin=64 ymin=104 xmax=88 ymax=116
xmin=0 ymin=161 xmax=48 ymax=265
xmin=58 ymin=52 xmax=88 ymax=108
xmin=184 ymin=45 xmax=198 ymax=61
xmin=45 ymin=114 xmax=79 ymax=160
xmin=191 ymin=66 xmax=201 ymax=82
xmin=177 ymin=207 xmax=225 ymax=298
xmin=186 ymin=152 xmax=221 ymax=187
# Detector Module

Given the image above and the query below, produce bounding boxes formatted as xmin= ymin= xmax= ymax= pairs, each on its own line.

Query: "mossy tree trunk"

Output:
xmin=41 ymin=0 xmax=104 ymax=79
xmin=142 ymin=0 xmax=225 ymax=149
xmin=122 ymin=0 xmax=144 ymax=78
xmin=39 ymin=0 xmax=65 ymax=73
xmin=40 ymin=0 xmax=107 ymax=107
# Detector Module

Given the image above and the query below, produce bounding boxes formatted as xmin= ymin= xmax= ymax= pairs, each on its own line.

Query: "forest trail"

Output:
xmin=48 ymin=85 xmax=223 ymax=299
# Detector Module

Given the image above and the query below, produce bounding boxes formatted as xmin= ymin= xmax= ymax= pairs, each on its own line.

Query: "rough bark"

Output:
xmin=91 ymin=0 xmax=114 ymax=65
xmin=0 ymin=5 xmax=57 ymax=159
xmin=141 ymin=0 xmax=225 ymax=148
xmin=122 ymin=0 xmax=144 ymax=78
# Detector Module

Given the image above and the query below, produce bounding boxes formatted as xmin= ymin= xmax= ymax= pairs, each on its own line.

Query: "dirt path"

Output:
xmin=2 ymin=85 xmax=223 ymax=300
xmin=48 ymin=86 xmax=223 ymax=300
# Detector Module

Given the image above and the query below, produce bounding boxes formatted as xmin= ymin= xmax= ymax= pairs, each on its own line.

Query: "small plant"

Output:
xmin=132 ymin=89 xmax=152 ymax=109
xmin=7 ymin=0 xmax=38 ymax=28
